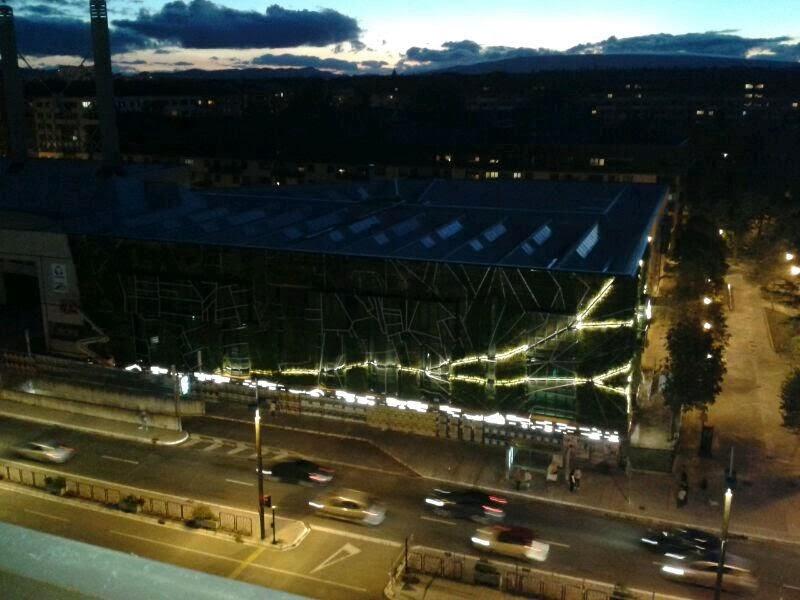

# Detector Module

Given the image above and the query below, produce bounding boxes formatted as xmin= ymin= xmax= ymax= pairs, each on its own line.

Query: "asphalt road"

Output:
xmin=1 ymin=417 xmax=799 ymax=600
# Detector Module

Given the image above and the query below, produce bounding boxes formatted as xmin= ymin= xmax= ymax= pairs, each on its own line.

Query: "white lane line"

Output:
xmin=201 ymin=441 xmax=223 ymax=452
xmin=24 ymin=509 xmax=70 ymax=522
xmin=101 ymin=455 xmax=139 ymax=465
xmin=225 ymin=478 xmax=254 ymax=487
xmin=419 ymin=515 xmax=456 ymax=526
xmin=540 ymin=539 xmax=570 ymax=549
xmin=109 ymin=530 xmax=367 ymax=593
xmin=309 ymin=524 xmax=402 ymax=548
xmin=180 ymin=438 xmax=201 ymax=448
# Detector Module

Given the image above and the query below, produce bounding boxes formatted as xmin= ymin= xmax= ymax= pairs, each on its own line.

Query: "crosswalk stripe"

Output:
xmin=202 ymin=441 xmax=224 ymax=452
xmin=180 ymin=438 xmax=201 ymax=448
xmin=227 ymin=445 xmax=249 ymax=455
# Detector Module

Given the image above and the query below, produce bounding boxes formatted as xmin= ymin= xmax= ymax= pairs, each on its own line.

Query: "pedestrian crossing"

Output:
xmin=179 ymin=434 xmax=284 ymax=461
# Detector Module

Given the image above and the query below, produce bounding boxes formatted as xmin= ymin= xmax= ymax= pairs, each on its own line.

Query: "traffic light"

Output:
xmin=262 ymin=494 xmax=272 ymax=508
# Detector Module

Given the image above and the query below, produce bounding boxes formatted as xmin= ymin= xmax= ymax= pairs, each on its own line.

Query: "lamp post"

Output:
xmin=171 ymin=364 xmax=182 ymax=432
xmin=713 ymin=488 xmax=733 ymax=600
xmin=254 ymin=384 xmax=266 ymax=541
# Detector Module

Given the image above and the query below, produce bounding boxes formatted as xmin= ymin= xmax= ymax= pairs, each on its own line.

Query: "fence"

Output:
xmin=391 ymin=545 xmax=679 ymax=600
xmin=0 ymin=460 xmax=252 ymax=537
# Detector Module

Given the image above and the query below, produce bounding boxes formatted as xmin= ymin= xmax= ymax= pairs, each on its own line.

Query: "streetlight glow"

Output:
xmin=790 ymin=265 xmax=800 ymax=276
xmin=703 ymin=322 xmax=713 ymax=330
xmin=703 ymin=296 xmax=712 ymax=305
xmin=786 ymin=252 xmax=795 ymax=261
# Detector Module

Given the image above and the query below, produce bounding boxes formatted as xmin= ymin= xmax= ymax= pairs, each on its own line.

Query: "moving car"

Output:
xmin=424 ymin=488 xmax=507 ymax=522
xmin=471 ymin=526 xmax=549 ymax=562
xmin=261 ymin=459 xmax=334 ymax=486
xmin=308 ymin=488 xmax=386 ymax=526
xmin=13 ymin=440 xmax=75 ymax=464
xmin=660 ymin=555 xmax=758 ymax=594
xmin=640 ymin=527 xmax=721 ymax=560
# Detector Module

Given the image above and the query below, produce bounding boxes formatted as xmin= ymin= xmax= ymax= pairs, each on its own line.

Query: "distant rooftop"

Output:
xmin=0 ymin=159 xmax=668 ymax=276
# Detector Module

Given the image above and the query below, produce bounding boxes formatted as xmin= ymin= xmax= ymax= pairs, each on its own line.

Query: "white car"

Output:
xmin=660 ymin=556 xmax=758 ymax=594
xmin=13 ymin=440 xmax=75 ymax=464
xmin=308 ymin=488 xmax=386 ymax=526
xmin=471 ymin=526 xmax=549 ymax=562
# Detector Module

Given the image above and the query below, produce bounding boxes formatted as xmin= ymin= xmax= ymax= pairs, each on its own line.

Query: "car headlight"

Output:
xmin=471 ymin=537 xmax=491 ymax=547
xmin=425 ymin=498 xmax=445 ymax=507
xmin=662 ymin=565 xmax=685 ymax=576
xmin=308 ymin=501 xmax=324 ymax=509
xmin=664 ymin=553 xmax=685 ymax=560
xmin=640 ymin=537 xmax=658 ymax=545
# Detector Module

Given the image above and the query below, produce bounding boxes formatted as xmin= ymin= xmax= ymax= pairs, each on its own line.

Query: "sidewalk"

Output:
xmin=0 ymin=399 xmax=188 ymax=446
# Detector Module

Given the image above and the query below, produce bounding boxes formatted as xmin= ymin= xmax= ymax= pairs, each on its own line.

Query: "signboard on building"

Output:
xmin=50 ymin=263 xmax=67 ymax=293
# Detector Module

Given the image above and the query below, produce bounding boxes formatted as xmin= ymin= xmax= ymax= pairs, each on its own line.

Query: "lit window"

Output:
xmin=590 ymin=158 xmax=605 ymax=167
xmin=793 ymin=102 xmax=799 ymax=109
xmin=513 ymin=172 xmax=522 ymax=179
xmin=81 ymin=101 xmax=92 ymax=109
xmin=607 ymin=93 xmax=613 ymax=99
xmin=696 ymin=109 xmax=705 ymax=116
xmin=591 ymin=109 xmax=598 ymax=115
xmin=576 ymin=224 xmax=599 ymax=259
xmin=756 ymin=83 xmax=764 ymax=89
xmin=744 ymin=83 xmax=754 ymax=89
xmin=485 ymin=171 xmax=499 ymax=179
xmin=489 ymin=158 xmax=499 ymax=164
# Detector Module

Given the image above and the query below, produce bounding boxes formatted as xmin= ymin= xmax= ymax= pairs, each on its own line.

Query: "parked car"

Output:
xmin=660 ymin=555 xmax=758 ymax=594
xmin=308 ymin=488 xmax=386 ymax=526
xmin=261 ymin=459 xmax=334 ymax=486
xmin=424 ymin=487 xmax=507 ymax=522
xmin=13 ymin=440 xmax=75 ymax=464
xmin=471 ymin=526 xmax=549 ymax=562
xmin=640 ymin=527 xmax=720 ymax=559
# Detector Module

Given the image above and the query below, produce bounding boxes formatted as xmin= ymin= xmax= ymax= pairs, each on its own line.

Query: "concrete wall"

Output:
xmin=24 ymin=378 xmax=204 ymax=416
xmin=0 ymin=388 xmax=182 ymax=430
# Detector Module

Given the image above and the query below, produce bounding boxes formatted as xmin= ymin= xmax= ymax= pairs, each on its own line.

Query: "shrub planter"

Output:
xmin=44 ymin=476 xmax=66 ymax=496
xmin=118 ymin=495 xmax=144 ymax=514
xmin=187 ymin=504 xmax=219 ymax=531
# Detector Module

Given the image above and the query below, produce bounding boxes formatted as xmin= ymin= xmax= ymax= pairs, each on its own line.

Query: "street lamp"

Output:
xmin=790 ymin=265 xmax=800 ymax=277
xmin=703 ymin=322 xmax=713 ymax=331
xmin=254 ymin=386 xmax=266 ymax=541
xmin=703 ymin=296 xmax=712 ymax=305
xmin=786 ymin=252 xmax=795 ymax=262
xmin=713 ymin=488 xmax=734 ymax=600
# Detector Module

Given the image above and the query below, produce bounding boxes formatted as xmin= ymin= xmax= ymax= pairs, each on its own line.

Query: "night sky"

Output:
xmin=4 ymin=0 xmax=799 ymax=73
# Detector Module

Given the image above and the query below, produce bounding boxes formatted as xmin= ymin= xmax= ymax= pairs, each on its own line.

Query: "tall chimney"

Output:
xmin=0 ymin=5 xmax=28 ymax=165
xmin=89 ymin=0 xmax=120 ymax=169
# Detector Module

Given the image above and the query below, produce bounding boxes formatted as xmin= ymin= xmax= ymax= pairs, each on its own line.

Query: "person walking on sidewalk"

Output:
xmin=568 ymin=469 xmax=576 ymax=492
xmin=574 ymin=468 xmax=582 ymax=491
xmin=676 ymin=482 xmax=688 ymax=508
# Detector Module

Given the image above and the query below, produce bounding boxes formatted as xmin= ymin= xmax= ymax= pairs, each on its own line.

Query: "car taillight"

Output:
xmin=309 ymin=472 xmax=331 ymax=482
xmin=482 ymin=504 xmax=504 ymax=514
xmin=489 ymin=495 xmax=507 ymax=504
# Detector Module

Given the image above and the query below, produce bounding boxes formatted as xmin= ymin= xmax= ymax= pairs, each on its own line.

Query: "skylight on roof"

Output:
xmin=576 ymin=223 xmax=599 ymax=258
xmin=436 ymin=219 xmax=463 ymax=240
xmin=373 ymin=232 xmax=389 ymax=245
xmin=349 ymin=215 xmax=380 ymax=234
xmin=391 ymin=217 xmax=420 ymax=236
xmin=531 ymin=224 xmax=552 ymax=245
xmin=329 ymin=230 xmax=344 ymax=242
xmin=469 ymin=239 xmax=484 ymax=251
xmin=483 ymin=222 xmax=507 ymax=242
xmin=421 ymin=235 xmax=436 ymax=248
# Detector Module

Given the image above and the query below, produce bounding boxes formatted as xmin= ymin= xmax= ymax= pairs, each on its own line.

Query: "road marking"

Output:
xmin=109 ymin=530 xmax=367 ymax=593
xmin=180 ymin=438 xmax=201 ymax=448
xmin=310 ymin=542 xmax=361 ymax=574
xmin=228 ymin=545 xmax=265 ymax=579
xmin=24 ymin=509 xmax=69 ymax=522
xmin=419 ymin=515 xmax=456 ymax=526
xmin=309 ymin=524 xmax=402 ymax=548
xmin=540 ymin=539 xmax=570 ymax=549
xmin=226 ymin=444 xmax=249 ymax=456
xmin=225 ymin=478 xmax=254 ymax=487
xmin=101 ymin=455 xmax=139 ymax=465
xmin=201 ymin=441 xmax=224 ymax=452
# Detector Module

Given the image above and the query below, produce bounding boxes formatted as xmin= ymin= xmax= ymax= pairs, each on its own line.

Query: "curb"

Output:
xmin=0 ymin=409 xmax=189 ymax=446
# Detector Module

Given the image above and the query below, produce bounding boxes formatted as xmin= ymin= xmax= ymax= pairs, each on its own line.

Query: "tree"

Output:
xmin=780 ymin=368 xmax=800 ymax=432
xmin=673 ymin=215 xmax=729 ymax=301
xmin=663 ymin=317 xmax=727 ymax=414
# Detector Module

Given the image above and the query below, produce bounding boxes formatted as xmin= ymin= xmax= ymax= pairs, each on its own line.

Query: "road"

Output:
xmin=1 ymin=417 xmax=798 ymax=600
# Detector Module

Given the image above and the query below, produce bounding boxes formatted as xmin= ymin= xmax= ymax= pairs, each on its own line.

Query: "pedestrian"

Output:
xmin=574 ymin=468 xmax=582 ymax=491
xmin=568 ymin=469 xmax=576 ymax=492
xmin=676 ymin=483 xmax=688 ymax=508
xmin=138 ymin=409 xmax=150 ymax=432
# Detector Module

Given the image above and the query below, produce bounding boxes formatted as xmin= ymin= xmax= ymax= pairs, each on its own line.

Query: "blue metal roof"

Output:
xmin=0 ymin=160 xmax=667 ymax=276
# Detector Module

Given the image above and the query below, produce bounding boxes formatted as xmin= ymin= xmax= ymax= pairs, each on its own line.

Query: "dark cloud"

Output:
xmin=114 ymin=0 xmax=361 ymax=49
xmin=403 ymin=32 xmax=800 ymax=70
xmin=404 ymin=40 xmax=545 ymax=67
xmin=359 ymin=60 xmax=388 ymax=69
xmin=567 ymin=32 xmax=800 ymax=61
xmin=153 ymin=48 xmax=172 ymax=54
xmin=15 ymin=4 xmax=59 ymax=16
xmin=210 ymin=55 xmax=219 ymax=60
xmin=116 ymin=59 xmax=147 ymax=65
xmin=252 ymin=53 xmax=359 ymax=73
xmin=10 ymin=15 xmax=151 ymax=56
xmin=173 ymin=61 xmax=192 ymax=65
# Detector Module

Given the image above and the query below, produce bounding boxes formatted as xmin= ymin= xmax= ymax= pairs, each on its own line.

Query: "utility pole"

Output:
xmin=254 ymin=384 xmax=266 ymax=540
xmin=171 ymin=364 xmax=182 ymax=432
xmin=713 ymin=488 xmax=733 ymax=600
